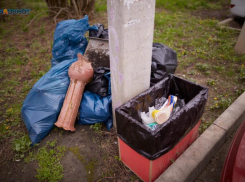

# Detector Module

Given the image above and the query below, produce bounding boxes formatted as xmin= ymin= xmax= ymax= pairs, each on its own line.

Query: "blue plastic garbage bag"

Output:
xmin=78 ymin=72 xmax=113 ymax=130
xmin=78 ymin=92 xmax=112 ymax=130
xmin=22 ymin=59 xmax=76 ymax=144
xmin=51 ymin=16 xmax=89 ymax=67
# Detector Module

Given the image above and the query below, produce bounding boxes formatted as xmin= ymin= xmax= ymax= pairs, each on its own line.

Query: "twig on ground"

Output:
xmin=54 ymin=8 xmax=67 ymax=25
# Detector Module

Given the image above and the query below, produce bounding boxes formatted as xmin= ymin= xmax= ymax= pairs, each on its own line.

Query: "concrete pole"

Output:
xmin=107 ymin=0 xmax=156 ymax=127
xmin=235 ymin=20 xmax=245 ymax=55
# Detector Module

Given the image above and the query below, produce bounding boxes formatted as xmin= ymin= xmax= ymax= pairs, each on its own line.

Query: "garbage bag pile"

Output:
xmin=88 ymin=24 xmax=178 ymax=85
xmin=22 ymin=16 xmax=112 ymax=144
xmin=22 ymin=18 xmax=178 ymax=144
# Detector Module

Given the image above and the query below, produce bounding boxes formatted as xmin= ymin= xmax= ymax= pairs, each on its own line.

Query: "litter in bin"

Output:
xmin=145 ymin=123 xmax=159 ymax=131
xmin=152 ymin=95 xmax=178 ymax=124
xmin=140 ymin=106 xmax=156 ymax=125
xmin=141 ymin=95 xmax=178 ymax=130
xmin=55 ymin=54 xmax=94 ymax=131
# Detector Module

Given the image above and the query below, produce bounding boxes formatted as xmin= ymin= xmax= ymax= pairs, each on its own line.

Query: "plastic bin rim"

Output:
xmin=115 ymin=74 xmax=208 ymax=134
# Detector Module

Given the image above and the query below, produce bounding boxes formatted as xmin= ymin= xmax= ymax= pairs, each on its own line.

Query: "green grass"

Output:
xmin=34 ymin=140 xmax=66 ymax=182
xmin=90 ymin=123 xmax=103 ymax=131
xmin=156 ymin=0 xmax=224 ymax=11
xmin=211 ymin=95 xmax=232 ymax=110
xmin=95 ymin=0 xmax=107 ymax=12
xmin=0 ymin=0 xmax=52 ymax=170
xmin=154 ymin=5 xmax=244 ymax=128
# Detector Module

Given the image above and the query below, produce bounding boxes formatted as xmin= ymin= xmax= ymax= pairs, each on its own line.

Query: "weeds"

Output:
xmin=199 ymin=120 xmax=213 ymax=133
xmin=12 ymin=135 xmax=32 ymax=160
xmin=114 ymin=155 xmax=121 ymax=161
xmin=238 ymin=65 xmax=245 ymax=81
xmin=24 ymin=151 xmax=35 ymax=163
xmin=90 ymin=123 xmax=103 ymax=131
xmin=35 ymin=140 xmax=66 ymax=182
xmin=206 ymin=79 xmax=216 ymax=86
xmin=211 ymin=95 xmax=232 ymax=110
xmin=213 ymin=65 xmax=224 ymax=73
xmin=196 ymin=63 xmax=210 ymax=72
xmin=235 ymin=88 xmax=245 ymax=96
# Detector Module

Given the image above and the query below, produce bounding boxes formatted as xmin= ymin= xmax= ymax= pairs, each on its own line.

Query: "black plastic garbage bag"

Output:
xmin=85 ymin=67 xmax=110 ymax=97
xmin=89 ymin=23 xmax=108 ymax=39
xmin=116 ymin=75 xmax=208 ymax=160
xmin=150 ymin=43 xmax=177 ymax=86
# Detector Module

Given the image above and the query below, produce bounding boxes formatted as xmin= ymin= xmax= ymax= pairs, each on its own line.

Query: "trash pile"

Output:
xmin=21 ymin=15 xmax=178 ymax=144
xmin=141 ymin=95 xmax=180 ymax=130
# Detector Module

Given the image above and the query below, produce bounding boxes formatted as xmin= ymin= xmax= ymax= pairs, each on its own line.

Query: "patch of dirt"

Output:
xmin=228 ymin=17 xmax=244 ymax=29
xmin=0 ymin=125 xmax=140 ymax=182
xmin=192 ymin=6 xmax=244 ymax=29
xmin=191 ymin=7 xmax=230 ymax=20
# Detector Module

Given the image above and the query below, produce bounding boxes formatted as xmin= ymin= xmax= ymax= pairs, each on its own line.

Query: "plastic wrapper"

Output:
xmin=51 ymin=16 xmax=89 ymax=67
xmin=141 ymin=96 xmax=185 ymax=130
xmin=116 ymin=75 xmax=208 ymax=160
xmin=150 ymin=43 xmax=178 ymax=86
xmin=85 ymin=67 xmax=110 ymax=97
xmin=22 ymin=59 xmax=76 ymax=144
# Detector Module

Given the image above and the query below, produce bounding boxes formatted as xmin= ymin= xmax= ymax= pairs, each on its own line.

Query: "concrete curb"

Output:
xmin=155 ymin=91 xmax=245 ymax=182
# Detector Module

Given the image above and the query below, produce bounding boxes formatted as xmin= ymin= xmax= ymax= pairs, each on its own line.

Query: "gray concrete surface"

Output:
xmin=107 ymin=0 xmax=155 ymax=127
xmin=156 ymin=92 xmax=245 ymax=182
xmin=195 ymin=130 xmax=237 ymax=182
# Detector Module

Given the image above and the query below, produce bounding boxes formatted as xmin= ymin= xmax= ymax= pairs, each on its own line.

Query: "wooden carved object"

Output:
xmin=55 ymin=53 xmax=94 ymax=131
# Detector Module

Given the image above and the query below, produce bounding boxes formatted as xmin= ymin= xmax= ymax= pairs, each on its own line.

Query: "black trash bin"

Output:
xmin=115 ymin=74 xmax=208 ymax=182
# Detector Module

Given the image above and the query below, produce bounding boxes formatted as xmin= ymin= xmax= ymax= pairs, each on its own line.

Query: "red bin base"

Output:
xmin=118 ymin=120 xmax=201 ymax=182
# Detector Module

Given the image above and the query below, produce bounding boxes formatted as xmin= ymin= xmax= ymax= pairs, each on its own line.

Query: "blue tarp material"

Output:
xmin=22 ymin=16 xmax=112 ymax=144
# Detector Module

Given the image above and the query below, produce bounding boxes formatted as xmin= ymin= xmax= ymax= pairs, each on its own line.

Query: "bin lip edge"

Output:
xmin=115 ymin=74 xmax=208 ymax=116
